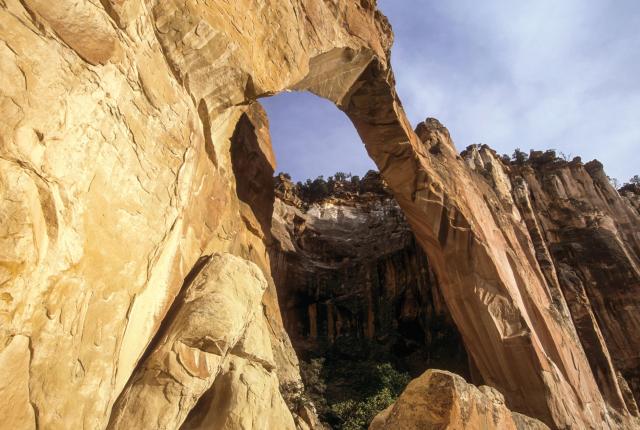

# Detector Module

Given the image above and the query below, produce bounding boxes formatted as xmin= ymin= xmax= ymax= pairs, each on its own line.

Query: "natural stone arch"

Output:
xmin=0 ymin=1 xmax=632 ymax=428
xmin=280 ymin=47 xmax=629 ymax=427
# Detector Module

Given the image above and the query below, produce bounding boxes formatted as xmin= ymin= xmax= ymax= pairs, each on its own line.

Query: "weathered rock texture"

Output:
xmin=393 ymin=119 xmax=640 ymax=429
xmin=620 ymin=184 xmax=640 ymax=215
xmin=369 ymin=370 xmax=550 ymax=430
xmin=108 ymin=253 xmax=293 ymax=430
xmin=271 ymin=173 xmax=469 ymax=377
xmin=0 ymin=1 xmax=391 ymax=428
xmin=1 ymin=0 xmax=639 ymax=429
xmin=272 ymin=146 xmax=640 ymax=429
xmin=463 ymin=145 xmax=640 ymax=413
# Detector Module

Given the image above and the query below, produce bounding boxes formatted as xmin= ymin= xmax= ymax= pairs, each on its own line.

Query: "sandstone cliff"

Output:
xmin=1 ymin=0 xmax=639 ymax=429
xmin=271 ymin=172 xmax=469 ymax=378
xmin=270 ymin=143 xmax=640 ymax=429
xmin=463 ymin=144 xmax=640 ymax=413
xmin=0 ymin=1 xmax=391 ymax=428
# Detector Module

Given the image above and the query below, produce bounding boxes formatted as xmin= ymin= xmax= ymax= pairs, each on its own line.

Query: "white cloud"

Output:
xmin=380 ymin=0 xmax=640 ymax=181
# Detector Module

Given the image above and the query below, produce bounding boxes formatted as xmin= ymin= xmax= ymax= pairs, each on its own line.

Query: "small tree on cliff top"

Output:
xmin=512 ymin=148 xmax=528 ymax=164
xmin=334 ymin=171 xmax=348 ymax=182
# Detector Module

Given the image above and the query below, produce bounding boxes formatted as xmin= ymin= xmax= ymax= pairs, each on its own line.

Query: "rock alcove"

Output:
xmin=230 ymin=91 xmax=471 ymax=426
xmin=3 ymin=2 xmax=639 ymax=429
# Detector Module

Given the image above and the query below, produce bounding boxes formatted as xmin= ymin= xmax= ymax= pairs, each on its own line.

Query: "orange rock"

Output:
xmin=1 ymin=0 xmax=638 ymax=428
xmin=370 ymin=370 xmax=549 ymax=430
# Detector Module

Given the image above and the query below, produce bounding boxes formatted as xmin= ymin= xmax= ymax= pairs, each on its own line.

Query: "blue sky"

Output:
xmin=262 ymin=1 xmax=639 ymax=183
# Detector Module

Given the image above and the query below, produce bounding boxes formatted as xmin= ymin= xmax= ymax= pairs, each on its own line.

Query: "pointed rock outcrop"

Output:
xmin=370 ymin=370 xmax=549 ymax=430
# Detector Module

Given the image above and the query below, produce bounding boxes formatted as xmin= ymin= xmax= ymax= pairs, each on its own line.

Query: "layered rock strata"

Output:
xmin=1 ymin=0 xmax=638 ymax=429
xmin=271 ymin=173 xmax=469 ymax=378
xmin=463 ymin=145 xmax=640 ymax=412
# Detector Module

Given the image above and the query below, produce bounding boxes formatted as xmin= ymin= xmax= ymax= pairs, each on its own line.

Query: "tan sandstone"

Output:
xmin=1 ymin=0 xmax=638 ymax=429
xmin=369 ymin=369 xmax=549 ymax=430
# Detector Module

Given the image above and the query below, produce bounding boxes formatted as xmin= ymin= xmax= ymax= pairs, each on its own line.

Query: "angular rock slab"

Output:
xmin=370 ymin=369 xmax=549 ymax=430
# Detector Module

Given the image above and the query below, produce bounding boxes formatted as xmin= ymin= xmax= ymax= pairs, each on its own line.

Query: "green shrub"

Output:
xmin=331 ymin=387 xmax=397 ymax=430
xmin=299 ymin=356 xmax=410 ymax=429
xmin=327 ymin=362 xmax=409 ymax=430
xmin=512 ymin=148 xmax=528 ymax=164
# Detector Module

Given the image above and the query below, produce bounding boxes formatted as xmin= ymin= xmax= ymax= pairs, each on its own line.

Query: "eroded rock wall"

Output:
xmin=1 ymin=0 xmax=638 ymax=428
xmin=273 ymin=138 xmax=640 ymax=429
xmin=270 ymin=174 xmax=469 ymax=378
xmin=390 ymin=118 xmax=636 ymax=428
xmin=464 ymin=143 xmax=640 ymax=418
xmin=0 ymin=1 xmax=391 ymax=428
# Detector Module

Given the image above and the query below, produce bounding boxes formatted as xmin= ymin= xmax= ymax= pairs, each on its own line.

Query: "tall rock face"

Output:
xmin=270 ymin=173 xmax=469 ymax=378
xmin=0 ymin=1 xmax=392 ymax=429
xmin=1 ymin=1 xmax=638 ymax=429
xmin=393 ymin=118 xmax=639 ymax=429
xmin=272 ymin=147 xmax=640 ymax=429
xmin=463 ymin=145 xmax=640 ymax=411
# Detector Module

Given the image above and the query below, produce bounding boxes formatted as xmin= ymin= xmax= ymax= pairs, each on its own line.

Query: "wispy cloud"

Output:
xmin=381 ymin=0 xmax=640 ymax=182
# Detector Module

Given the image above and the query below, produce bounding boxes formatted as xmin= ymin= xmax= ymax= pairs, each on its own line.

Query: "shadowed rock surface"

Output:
xmin=1 ymin=1 xmax=639 ymax=429
xmin=271 ymin=172 xmax=470 ymax=378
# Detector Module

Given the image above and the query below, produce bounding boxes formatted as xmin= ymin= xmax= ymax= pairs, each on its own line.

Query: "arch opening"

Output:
xmin=224 ymin=47 xmax=615 ymax=428
xmin=228 ymin=79 xmax=471 ymax=427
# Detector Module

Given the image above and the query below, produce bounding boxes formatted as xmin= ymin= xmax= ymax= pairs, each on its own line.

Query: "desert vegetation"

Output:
xmin=299 ymin=355 xmax=410 ymax=430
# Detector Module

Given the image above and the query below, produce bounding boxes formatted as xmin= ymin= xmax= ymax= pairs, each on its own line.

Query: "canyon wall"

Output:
xmin=0 ymin=1 xmax=391 ymax=428
xmin=270 ymin=173 xmax=469 ymax=379
xmin=463 ymin=145 xmax=640 ymax=412
xmin=1 ymin=0 xmax=639 ymax=429
xmin=270 ymin=145 xmax=640 ymax=429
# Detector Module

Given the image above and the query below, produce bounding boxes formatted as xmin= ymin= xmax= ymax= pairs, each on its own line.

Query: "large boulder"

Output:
xmin=370 ymin=370 xmax=549 ymax=430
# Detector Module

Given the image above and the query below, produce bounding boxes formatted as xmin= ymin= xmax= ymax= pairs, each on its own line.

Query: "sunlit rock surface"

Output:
xmin=0 ymin=1 xmax=389 ymax=428
xmin=463 ymin=144 xmax=640 ymax=413
xmin=108 ymin=253 xmax=294 ymax=430
xmin=1 ymin=0 xmax=639 ymax=429
xmin=369 ymin=370 xmax=549 ymax=430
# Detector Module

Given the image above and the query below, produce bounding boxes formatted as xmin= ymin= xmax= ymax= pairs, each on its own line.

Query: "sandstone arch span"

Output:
xmin=285 ymin=48 xmax=630 ymax=427
xmin=0 ymin=1 xmax=635 ymax=429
